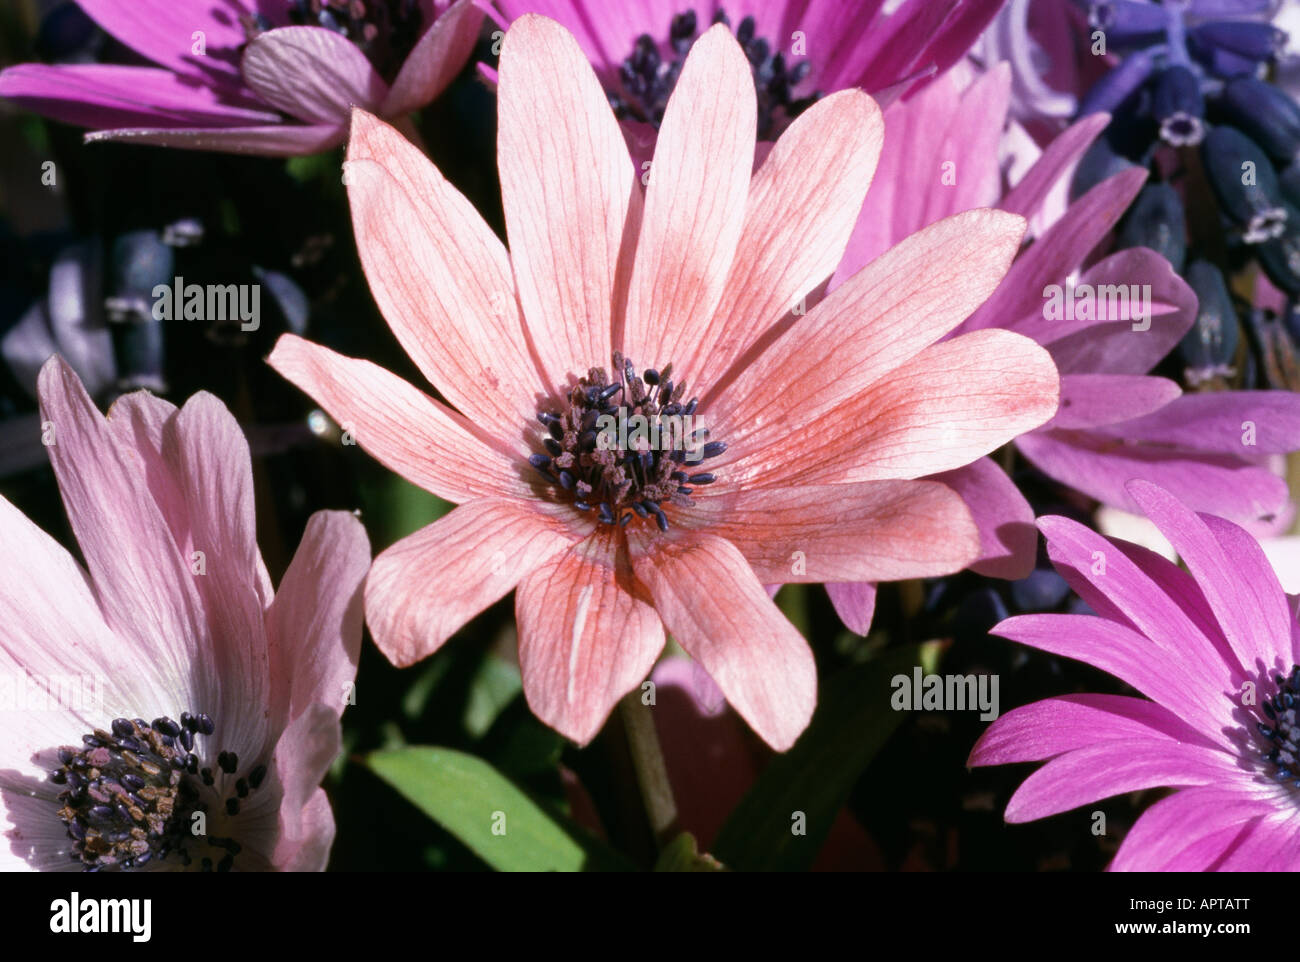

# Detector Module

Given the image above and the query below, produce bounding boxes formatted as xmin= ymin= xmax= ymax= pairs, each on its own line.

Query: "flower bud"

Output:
xmin=1177 ymin=259 xmax=1239 ymax=384
xmin=1118 ymin=183 xmax=1187 ymax=272
xmin=1153 ymin=65 xmax=1205 ymax=146
xmin=1201 ymin=125 xmax=1287 ymax=242
xmin=1219 ymin=77 xmax=1300 ymax=165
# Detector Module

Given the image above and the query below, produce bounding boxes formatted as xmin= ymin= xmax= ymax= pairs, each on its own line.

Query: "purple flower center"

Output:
xmin=608 ymin=8 xmax=819 ymax=139
xmin=242 ymin=0 xmax=426 ymax=83
xmin=48 ymin=713 xmax=266 ymax=872
xmin=528 ymin=352 xmax=723 ymax=530
xmin=1257 ymin=665 xmax=1300 ymax=785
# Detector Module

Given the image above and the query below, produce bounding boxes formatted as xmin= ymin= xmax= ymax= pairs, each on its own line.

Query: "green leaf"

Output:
xmin=366 ymin=746 xmax=634 ymax=872
xmin=712 ymin=643 xmax=923 ymax=871
xmin=462 ymin=655 xmax=523 ymax=738
xmin=654 ymin=832 xmax=725 ymax=872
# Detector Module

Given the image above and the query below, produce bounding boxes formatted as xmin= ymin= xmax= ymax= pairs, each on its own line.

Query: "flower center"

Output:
xmin=242 ymin=0 xmax=425 ymax=83
xmin=528 ymin=352 xmax=724 ymax=530
xmin=608 ymin=8 xmax=820 ymax=139
xmin=1256 ymin=666 xmax=1300 ymax=786
xmin=49 ymin=713 xmax=267 ymax=872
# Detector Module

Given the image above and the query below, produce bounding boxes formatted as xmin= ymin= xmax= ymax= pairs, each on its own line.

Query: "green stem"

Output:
xmin=619 ymin=690 xmax=678 ymax=848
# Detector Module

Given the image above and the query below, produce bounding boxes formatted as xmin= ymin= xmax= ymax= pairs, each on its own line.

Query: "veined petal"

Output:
xmin=620 ymin=24 xmax=754 ymax=372
xmin=1047 ymin=374 xmax=1182 ymax=430
xmin=675 ymin=480 xmax=979 ymax=584
xmin=75 ymin=0 xmax=250 ymax=83
xmin=677 ymin=88 xmax=882 ymax=386
xmin=1108 ymin=788 xmax=1278 ymax=871
xmin=266 ymin=510 xmax=370 ymax=720
xmin=516 ymin=527 xmax=665 ymax=745
xmin=729 ymin=329 xmax=1059 ymax=487
xmin=267 ymin=334 xmax=530 ymax=504
xmin=365 ymin=498 xmax=583 ymax=668
xmin=710 ymin=209 xmax=1027 ymax=441
xmin=930 ymin=457 xmax=1038 ymax=580
xmin=826 ymin=581 xmax=877 ymax=636
xmin=628 ymin=530 xmax=815 ymax=751
xmin=345 ymin=109 xmax=544 ymax=437
xmin=497 ymin=14 xmax=637 ymax=393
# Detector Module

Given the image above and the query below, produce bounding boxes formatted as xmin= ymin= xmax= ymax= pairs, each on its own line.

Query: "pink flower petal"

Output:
xmin=267 ymin=334 xmax=529 ymax=504
xmin=732 ymin=328 xmax=1059 ymax=486
xmin=268 ymin=703 xmax=343 ymax=871
xmin=1128 ymin=480 xmax=1295 ymax=678
xmin=365 ymin=498 xmax=582 ymax=668
xmin=694 ymin=88 xmax=882 ymax=383
xmin=826 ymin=581 xmax=877 ymax=636
xmin=36 ymin=357 xmax=209 ymax=686
xmin=516 ymin=528 xmax=665 ymax=744
xmin=620 ymin=25 xmax=754 ymax=374
xmin=266 ymin=510 xmax=370 ymax=720
xmin=382 ymin=0 xmax=485 ymax=116
xmin=345 ymin=109 xmax=545 ymax=435
xmin=1211 ymin=812 xmax=1300 ymax=871
xmin=930 ymin=457 xmax=1038 ymax=579
xmin=628 ymin=530 xmax=816 ymax=751
xmin=497 ymin=14 xmax=637 ymax=392
xmin=241 ymin=26 xmax=387 ymax=124
xmin=675 ymin=480 xmax=980 ymax=583
xmin=712 ymin=209 xmax=1029 ymax=441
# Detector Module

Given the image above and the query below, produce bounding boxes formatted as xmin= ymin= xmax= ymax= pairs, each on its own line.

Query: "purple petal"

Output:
xmin=1129 ymin=480 xmax=1294 ymax=678
xmin=75 ymin=0 xmax=252 ymax=84
xmin=1030 ymin=248 xmax=1197 ymax=375
xmin=1003 ymin=740 xmax=1239 ymax=823
xmin=241 ymin=26 xmax=387 ymax=124
xmin=1016 ymin=427 xmax=1292 ymax=532
xmin=1093 ymin=390 xmax=1300 ymax=455
xmin=931 ymin=457 xmax=1037 ymax=579
xmin=1212 ymin=812 xmax=1300 ymax=870
xmin=995 ymin=611 xmax=1234 ymax=739
xmin=85 ymin=122 xmax=344 ymax=156
xmin=0 ymin=64 xmax=277 ymax=130
xmin=1047 ymin=373 xmax=1182 ymax=430
xmin=1108 ymin=788 xmax=1276 ymax=871
xmin=963 ymin=166 xmax=1147 ymax=333
xmin=1000 ymin=113 xmax=1110 ymax=219
xmin=382 ymin=0 xmax=484 ymax=117
xmin=970 ymin=693 xmax=1216 ymax=767
xmin=826 ymin=581 xmax=876 ymax=635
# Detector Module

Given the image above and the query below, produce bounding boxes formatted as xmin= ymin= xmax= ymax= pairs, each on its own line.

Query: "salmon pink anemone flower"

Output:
xmin=268 ymin=15 xmax=1060 ymax=750
xmin=0 ymin=358 xmax=370 ymax=871
xmin=971 ymin=480 xmax=1300 ymax=871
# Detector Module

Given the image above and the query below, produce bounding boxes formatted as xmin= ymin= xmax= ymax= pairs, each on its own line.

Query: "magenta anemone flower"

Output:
xmin=267 ymin=15 xmax=1060 ymax=750
xmin=0 ymin=358 xmax=370 ymax=871
xmin=0 ymin=0 xmax=484 ymax=155
xmin=814 ymin=62 xmax=1300 ymax=635
xmin=487 ymin=0 xmax=1002 ymax=156
xmin=971 ymin=480 xmax=1300 ymax=871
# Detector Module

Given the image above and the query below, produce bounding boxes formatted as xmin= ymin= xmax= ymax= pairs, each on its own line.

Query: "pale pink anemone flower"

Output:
xmin=971 ymin=481 xmax=1300 ymax=871
xmin=0 ymin=0 xmax=484 ymax=156
xmin=0 ymin=358 xmax=369 ymax=871
xmin=268 ymin=15 xmax=1060 ymax=750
